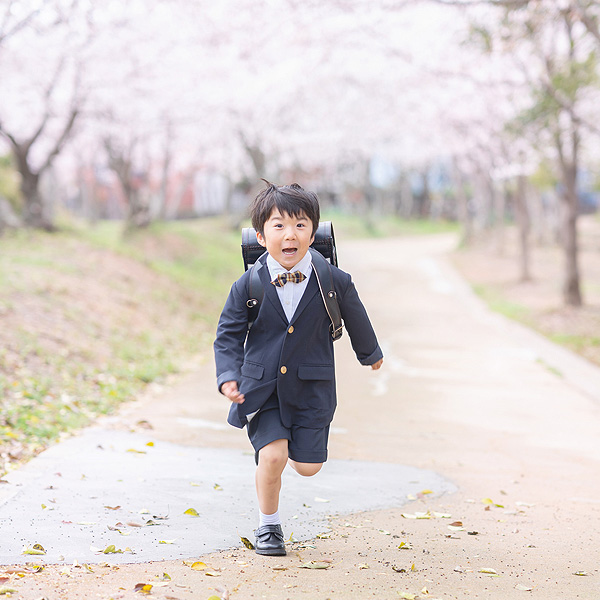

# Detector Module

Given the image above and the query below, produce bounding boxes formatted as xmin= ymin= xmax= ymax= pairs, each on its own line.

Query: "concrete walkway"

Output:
xmin=0 ymin=429 xmax=453 ymax=564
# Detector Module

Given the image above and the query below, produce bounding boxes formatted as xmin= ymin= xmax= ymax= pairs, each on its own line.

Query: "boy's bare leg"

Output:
xmin=288 ymin=460 xmax=323 ymax=477
xmin=256 ymin=439 xmax=289 ymax=514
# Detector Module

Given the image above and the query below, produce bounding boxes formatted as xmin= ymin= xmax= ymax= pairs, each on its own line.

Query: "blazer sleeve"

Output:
xmin=214 ymin=277 xmax=249 ymax=392
xmin=337 ymin=272 xmax=383 ymax=366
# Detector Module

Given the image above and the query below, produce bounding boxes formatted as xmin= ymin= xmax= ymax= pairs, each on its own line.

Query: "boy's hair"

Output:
xmin=250 ymin=180 xmax=320 ymax=236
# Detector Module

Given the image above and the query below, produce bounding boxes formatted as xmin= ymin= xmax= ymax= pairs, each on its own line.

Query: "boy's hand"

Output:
xmin=370 ymin=358 xmax=383 ymax=370
xmin=221 ymin=381 xmax=245 ymax=404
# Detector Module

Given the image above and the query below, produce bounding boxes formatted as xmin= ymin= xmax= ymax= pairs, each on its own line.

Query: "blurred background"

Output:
xmin=1 ymin=0 xmax=600 ymax=472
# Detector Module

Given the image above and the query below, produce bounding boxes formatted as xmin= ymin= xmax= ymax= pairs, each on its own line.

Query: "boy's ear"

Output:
xmin=256 ymin=231 xmax=266 ymax=247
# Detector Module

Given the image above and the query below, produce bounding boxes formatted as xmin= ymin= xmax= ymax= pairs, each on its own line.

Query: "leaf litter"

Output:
xmin=22 ymin=544 xmax=45 ymax=555
xmin=240 ymin=536 xmax=255 ymax=549
xmin=299 ymin=561 xmax=331 ymax=569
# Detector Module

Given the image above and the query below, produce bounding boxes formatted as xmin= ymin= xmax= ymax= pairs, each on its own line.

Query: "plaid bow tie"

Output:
xmin=271 ymin=270 xmax=306 ymax=287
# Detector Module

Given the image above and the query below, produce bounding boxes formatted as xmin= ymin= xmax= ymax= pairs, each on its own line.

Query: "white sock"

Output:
xmin=259 ymin=510 xmax=281 ymax=527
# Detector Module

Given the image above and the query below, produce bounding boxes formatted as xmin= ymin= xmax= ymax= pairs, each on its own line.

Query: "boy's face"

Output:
xmin=256 ymin=209 xmax=315 ymax=270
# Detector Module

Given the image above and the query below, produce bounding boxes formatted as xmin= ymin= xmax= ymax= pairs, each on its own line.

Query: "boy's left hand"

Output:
xmin=370 ymin=358 xmax=383 ymax=370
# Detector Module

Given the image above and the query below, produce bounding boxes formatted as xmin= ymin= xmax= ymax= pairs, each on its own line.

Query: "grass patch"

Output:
xmin=536 ymin=358 xmax=564 ymax=378
xmin=548 ymin=333 xmax=600 ymax=353
xmin=469 ymin=283 xmax=600 ymax=368
xmin=323 ymin=209 xmax=458 ymax=240
xmin=0 ymin=218 xmax=243 ymax=475
xmin=472 ymin=284 xmax=533 ymax=324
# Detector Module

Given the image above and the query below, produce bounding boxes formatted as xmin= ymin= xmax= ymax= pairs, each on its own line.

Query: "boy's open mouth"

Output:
xmin=282 ymin=248 xmax=297 ymax=256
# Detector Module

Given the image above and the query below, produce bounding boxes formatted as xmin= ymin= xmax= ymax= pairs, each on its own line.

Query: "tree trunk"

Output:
xmin=124 ymin=186 xmax=151 ymax=231
xmin=20 ymin=170 xmax=54 ymax=230
xmin=398 ymin=174 xmax=414 ymax=219
xmin=493 ymin=180 xmax=506 ymax=255
xmin=555 ymin=118 xmax=582 ymax=307
xmin=561 ymin=162 xmax=582 ymax=306
xmin=514 ymin=174 xmax=532 ymax=282
xmin=0 ymin=196 xmax=22 ymax=234
xmin=452 ymin=161 xmax=471 ymax=246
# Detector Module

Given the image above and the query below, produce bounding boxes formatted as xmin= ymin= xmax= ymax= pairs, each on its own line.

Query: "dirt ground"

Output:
xmin=3 ymin=231 xmax=600 ymax=599
xmin=451 ymin=215 xmax=600 ymax=367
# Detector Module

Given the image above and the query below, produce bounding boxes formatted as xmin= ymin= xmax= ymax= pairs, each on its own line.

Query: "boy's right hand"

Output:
xmin=221 ymin=381 xmax=245 ymax=404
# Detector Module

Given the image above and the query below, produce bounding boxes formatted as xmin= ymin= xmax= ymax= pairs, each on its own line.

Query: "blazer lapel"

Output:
xmin=290 ymin=272 xmax=319 ymax=325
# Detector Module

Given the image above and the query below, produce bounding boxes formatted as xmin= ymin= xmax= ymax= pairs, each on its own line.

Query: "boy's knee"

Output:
xmin=290 ymin=461 xmax=323 ymax=477
xmin=258 ymin=441 xmax=288 ymax=470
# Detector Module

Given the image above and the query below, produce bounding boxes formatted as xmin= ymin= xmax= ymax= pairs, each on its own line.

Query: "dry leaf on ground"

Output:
xmin=240 ymin=537 xmax=255 ymax=550
xmin=515 ymin=583 xmax=534 ymax=591
xmin=0 ymin=587 xmax=17 ymax=595
xmin=299 ymin=561 xmax=331 ymax=569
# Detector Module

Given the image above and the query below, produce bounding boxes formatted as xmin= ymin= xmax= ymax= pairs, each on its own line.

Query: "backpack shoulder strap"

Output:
xmin=309 ymin=248 xmax=344 ymax=341
xmin=246 ymin=256 xmax=265 ymax=331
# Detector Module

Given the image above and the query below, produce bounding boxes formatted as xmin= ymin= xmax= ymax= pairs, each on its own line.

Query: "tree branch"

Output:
xmin=0 ymin=0 xmax=49 ymax=45
xmin=426 ymin=0 xmax=529 ymax=6
xmin=0 ymin=119 xmax=19 ymax=150
xmin=572 ymin=0 xmax=600 ymax=46
xmin=38 ymin=107 xmax=79 ymax=175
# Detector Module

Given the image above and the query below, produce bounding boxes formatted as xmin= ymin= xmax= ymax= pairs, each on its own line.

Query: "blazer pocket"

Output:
xmin=241 ymin=361 xmax=264 ymax=380
xmin=298 ymin=364 xmax=334 ymax=381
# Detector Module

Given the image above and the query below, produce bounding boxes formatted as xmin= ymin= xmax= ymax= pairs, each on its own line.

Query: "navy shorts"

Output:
xmin=247 ymin=397 xmax=329 ymax=464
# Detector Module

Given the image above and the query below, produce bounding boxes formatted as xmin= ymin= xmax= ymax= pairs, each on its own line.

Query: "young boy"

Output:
xmin=214 ymin=181 xmax=383 ymax=556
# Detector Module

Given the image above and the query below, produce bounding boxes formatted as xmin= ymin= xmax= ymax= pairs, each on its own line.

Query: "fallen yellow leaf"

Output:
xmin=299 ymin=561 xmax=331 ymax=569
xmin=240 ymin=536 xmax=255 ymax=549
xmin=22 ymin=544 xmax=46 ymax=556
xmin=0 ymin=587 xmax=17 ymax=595
xmin=184 ymin=508 xmax=199 ymax=516
xmin=481 ymin=497 xmax=504 ymax=508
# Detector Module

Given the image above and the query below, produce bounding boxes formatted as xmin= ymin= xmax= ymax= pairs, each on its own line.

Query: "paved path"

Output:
xmin=3 ymin=233 xmax=600 ymax=599
xmin=0 ymin=430 xmax=453 ymax=564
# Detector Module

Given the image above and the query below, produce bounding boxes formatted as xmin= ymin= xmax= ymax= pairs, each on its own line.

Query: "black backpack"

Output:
xmin=241 ymin=222 xmax=343 ymax=340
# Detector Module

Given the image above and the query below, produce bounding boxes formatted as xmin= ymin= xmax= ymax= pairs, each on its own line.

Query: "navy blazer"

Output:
xmin=214 ymin=253 xmax=383 ymax=429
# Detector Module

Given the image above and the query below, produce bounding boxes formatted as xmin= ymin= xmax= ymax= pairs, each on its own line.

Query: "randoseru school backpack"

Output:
xmin=241 ymin=222 xmax=343 ymax=340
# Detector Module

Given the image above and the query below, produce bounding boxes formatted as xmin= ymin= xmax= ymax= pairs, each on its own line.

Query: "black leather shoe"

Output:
xmin=254 ymin=524 xmax=286 ymax=556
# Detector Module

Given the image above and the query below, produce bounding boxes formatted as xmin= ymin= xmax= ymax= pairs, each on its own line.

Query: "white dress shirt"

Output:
xmin=266 ymin=251 xmax=313 ymax=322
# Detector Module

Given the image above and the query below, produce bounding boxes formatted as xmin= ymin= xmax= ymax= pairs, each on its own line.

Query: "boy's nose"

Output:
xmin=284 ymin=227 xmax=296 ymax=239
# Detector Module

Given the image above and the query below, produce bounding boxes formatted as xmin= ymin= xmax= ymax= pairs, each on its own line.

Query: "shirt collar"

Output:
xmin=267 ymin=250 xmax=313 ymax=278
